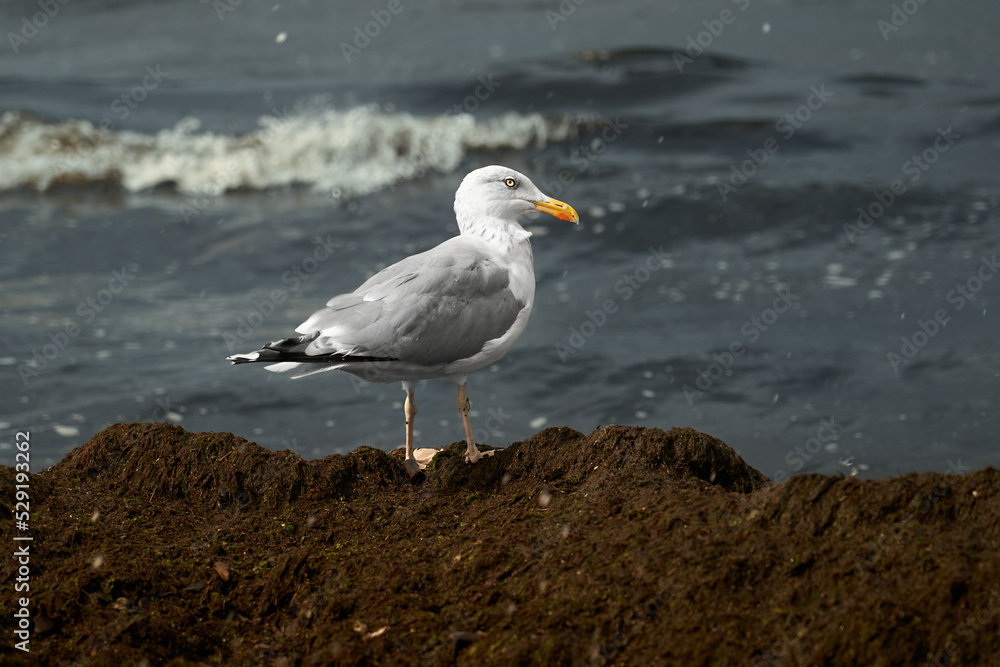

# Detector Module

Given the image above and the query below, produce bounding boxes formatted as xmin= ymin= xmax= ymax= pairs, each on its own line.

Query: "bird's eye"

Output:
xmin=504 ymin=178 xmax=516 ymax=188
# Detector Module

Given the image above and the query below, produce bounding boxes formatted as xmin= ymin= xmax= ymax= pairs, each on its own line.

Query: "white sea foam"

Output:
xmin=0 ymin=106 xmax=598 ymax=196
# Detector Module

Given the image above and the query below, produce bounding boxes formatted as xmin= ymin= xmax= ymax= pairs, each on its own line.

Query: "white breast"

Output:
xmin=442 ymin=231 xmax=535 ymax=381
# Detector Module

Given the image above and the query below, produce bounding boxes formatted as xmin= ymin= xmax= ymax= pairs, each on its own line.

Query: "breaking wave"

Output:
xmin=0 ymin=106 xmax=601 ymax=197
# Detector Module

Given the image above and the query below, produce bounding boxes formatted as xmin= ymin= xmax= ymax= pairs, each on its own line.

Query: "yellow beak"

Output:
xmin=534 ymin=197 xmax=580 ymax=224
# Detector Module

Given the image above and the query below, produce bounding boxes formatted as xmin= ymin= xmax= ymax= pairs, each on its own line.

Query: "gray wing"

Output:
xmin=294 ymin=237 xmax=526 ymax=366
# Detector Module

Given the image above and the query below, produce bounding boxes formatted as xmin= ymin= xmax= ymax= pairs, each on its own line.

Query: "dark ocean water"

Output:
xmin=2 ymin=0 xmax=998 ymax=481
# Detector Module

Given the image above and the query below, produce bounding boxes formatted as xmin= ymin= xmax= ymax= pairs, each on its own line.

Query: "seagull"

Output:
xmin=227 ymin=165 xmax=579 ymax=478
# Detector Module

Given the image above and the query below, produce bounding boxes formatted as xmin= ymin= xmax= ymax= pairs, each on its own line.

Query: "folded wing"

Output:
xmin=295 ymin=237 xmax=526 ymax=366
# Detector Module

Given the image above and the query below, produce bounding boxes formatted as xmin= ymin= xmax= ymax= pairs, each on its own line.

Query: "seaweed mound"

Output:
xmin=2 ymin=423 xmax=998 ymax=665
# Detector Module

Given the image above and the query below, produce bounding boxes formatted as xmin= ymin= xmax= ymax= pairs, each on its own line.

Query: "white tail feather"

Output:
xmin=264 ymin=362 xmax=301 ymax=373
xmin=290 ymin=365 xmax=340 ymax=379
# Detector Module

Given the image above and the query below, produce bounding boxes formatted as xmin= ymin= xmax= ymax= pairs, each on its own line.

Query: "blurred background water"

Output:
xmin=1 ymin=0 xmax=997 ymax=481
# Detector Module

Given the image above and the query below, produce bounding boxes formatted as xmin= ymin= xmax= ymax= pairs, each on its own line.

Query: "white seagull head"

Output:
xmin=454 ymin=165 xmax=579 ymax=236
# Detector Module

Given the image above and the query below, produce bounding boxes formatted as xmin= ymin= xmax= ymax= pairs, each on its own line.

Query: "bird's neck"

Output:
xmin=457 ymin=215 xmax=533 ymax=257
